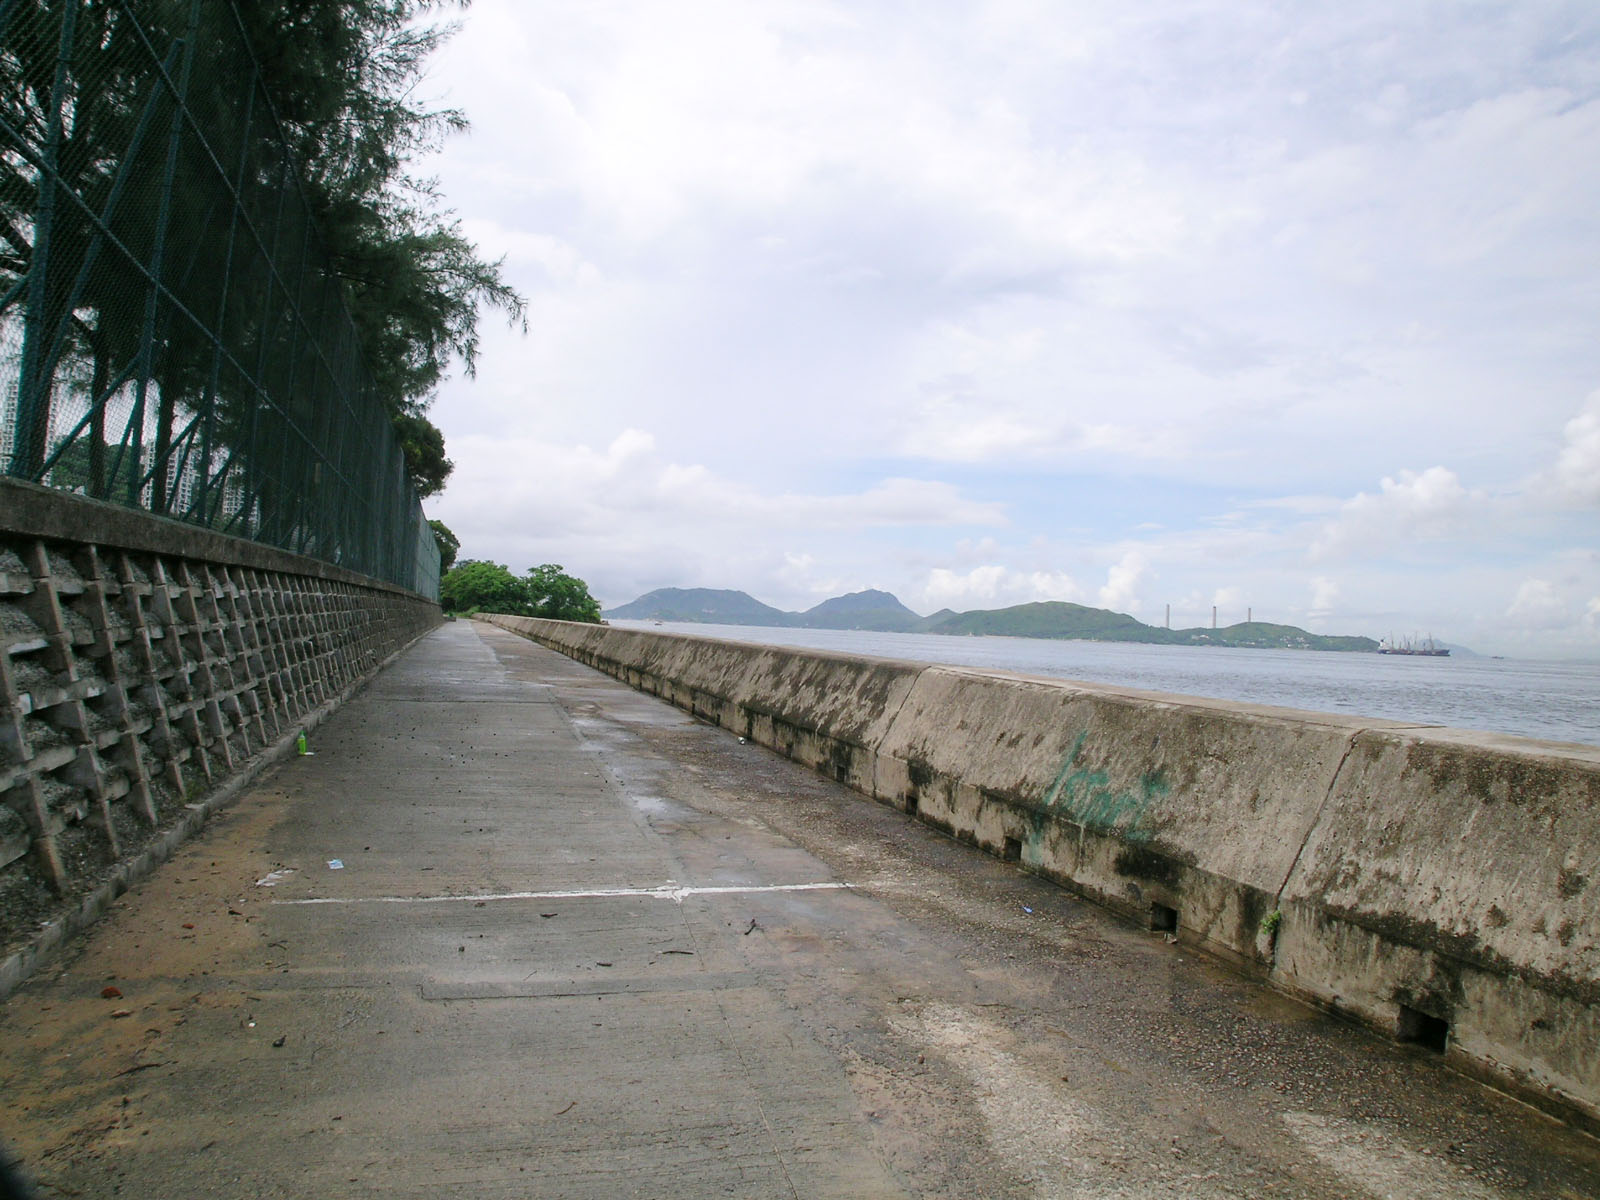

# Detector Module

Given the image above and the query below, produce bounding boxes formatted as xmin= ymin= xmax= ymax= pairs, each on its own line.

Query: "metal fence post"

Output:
xmin=10 ymin=0 xmax=78 ymax=479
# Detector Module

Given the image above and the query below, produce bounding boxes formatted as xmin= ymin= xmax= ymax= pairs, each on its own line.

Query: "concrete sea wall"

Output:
xmin=1 ymin=480 xmax=441 ymax=993
xmin=487 ymin=614 xmax=1600 ymax=1132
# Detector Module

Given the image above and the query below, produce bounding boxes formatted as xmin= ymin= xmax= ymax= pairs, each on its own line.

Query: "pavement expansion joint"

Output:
xmin=272 ymin=881 xmax=853 ymax=906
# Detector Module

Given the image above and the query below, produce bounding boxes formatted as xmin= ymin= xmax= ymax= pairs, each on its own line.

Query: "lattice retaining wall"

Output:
xmin=1 ymin=480 xmax=439 ymax=983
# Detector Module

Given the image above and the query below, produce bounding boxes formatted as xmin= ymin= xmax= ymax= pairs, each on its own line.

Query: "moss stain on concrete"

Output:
xmin=1041 ymin=731 xmax=1170 ymax=843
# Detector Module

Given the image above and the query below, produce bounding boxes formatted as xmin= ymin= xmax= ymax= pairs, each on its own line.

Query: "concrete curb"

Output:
xmin=0 ymin=477 xmax=431 ymax=600
xmin=487 ymin=613 xmax=1600 ymax=1135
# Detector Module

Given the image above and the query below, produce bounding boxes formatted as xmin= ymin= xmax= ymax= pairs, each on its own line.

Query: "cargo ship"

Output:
xmin=1378 ymin=634 xmax=1449 ymax=656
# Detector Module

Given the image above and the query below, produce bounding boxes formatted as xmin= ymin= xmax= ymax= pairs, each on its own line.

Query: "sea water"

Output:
xmin=609 ymin=621 xmax=1600 ymax=748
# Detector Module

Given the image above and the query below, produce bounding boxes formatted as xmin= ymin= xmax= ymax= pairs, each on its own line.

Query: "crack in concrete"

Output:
xmin=1272 ymin=731 xmax=1359 ymax=907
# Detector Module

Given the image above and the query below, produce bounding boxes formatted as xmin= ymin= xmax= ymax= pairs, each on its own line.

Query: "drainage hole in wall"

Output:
xmin=1003 ymin=836 xmax=1022 ymax=862
xmin=1149 ymin=903 xmax=1178 ymax=933
xmin=1397 ymin=1005 xmax=1449 ymax=1053
xmin=905 ymin=793 xmax=919 ymax=815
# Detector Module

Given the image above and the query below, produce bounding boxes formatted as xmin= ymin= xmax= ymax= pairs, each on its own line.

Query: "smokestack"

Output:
xmin=1212 ymin=605 xmax=1217 ymax=629
xmin=1165 ymin=603 xmax=1170 ymax=629
xmin=1247 ymin=607 xmax=1251 ymax=624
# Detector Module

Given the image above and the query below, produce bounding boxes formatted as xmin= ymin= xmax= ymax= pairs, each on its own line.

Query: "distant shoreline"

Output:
xmin=602 ymin=621 xmax=1597 ymax=745
xmin=604 ymin=587 xmax=1382 ymax=653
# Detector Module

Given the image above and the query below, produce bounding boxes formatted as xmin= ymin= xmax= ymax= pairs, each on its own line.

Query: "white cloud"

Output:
xmin=1550 ymin=391 xmax=1600 ymax=507
xmin=1506 ymin=579 xmax=1572 ymax=630
xmin=418 ymin=1 xmax=1600 ymax=655
xmin=1309 ymin=576 xmax=1340 ymax=620
xmin=1311 ymin=467 xmax=1480 ymax=560
xmin=431 ymin=428 xmax=1010 ymax=606
xmin=1211 ymin=585 xmax=1246 ymax=614
xmin=1491 ymin=552 xmax=1600 ymax=645
xmin=895 ymin=390 xmax=1190 ymax=465
xmin=440 ymin=428 xmax=1004 ymax=537
xmin=1098 ymin=551 xmax=1149 ymax=614
xmin=461 ymin=220 xmax=603 ymax=287
xmin=916 ymin=566 xmax=1082 ymax=613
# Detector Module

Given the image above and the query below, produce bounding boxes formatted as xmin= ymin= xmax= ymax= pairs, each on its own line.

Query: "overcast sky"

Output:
xmin=421 ymin=0 xmax=1600 ymax=658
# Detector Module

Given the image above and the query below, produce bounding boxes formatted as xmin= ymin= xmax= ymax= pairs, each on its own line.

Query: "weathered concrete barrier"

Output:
xmin=486 ymin=614 xmax=1600 ymax=1132
xmin=1 ymin=480 xmax=441 ymax=993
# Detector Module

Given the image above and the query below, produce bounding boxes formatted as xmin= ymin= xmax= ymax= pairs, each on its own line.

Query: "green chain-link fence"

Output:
xmin=0 ymin=0 xmax=440 ymax=599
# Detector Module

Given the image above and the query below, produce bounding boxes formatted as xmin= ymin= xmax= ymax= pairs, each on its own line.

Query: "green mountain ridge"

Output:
xmin=605 ymin=589 xmax=1380 ymax=651
xmin=798 ymin=589 xmax=923 ymax=632
xmin=602 ymin=587 xmax=793 ymax=626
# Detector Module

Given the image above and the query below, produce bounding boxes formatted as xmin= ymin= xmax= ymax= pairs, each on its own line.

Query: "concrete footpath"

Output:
xmin=2 ymin=621 xmax=1598 ymax=1199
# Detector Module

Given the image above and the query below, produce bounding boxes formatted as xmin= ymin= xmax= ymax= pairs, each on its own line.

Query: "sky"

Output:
xmin=419 ymin=0 xmax=1600 ymax=658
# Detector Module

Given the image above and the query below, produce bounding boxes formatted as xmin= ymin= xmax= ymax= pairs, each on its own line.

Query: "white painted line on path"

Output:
xmin=274 ymin=881 xmax=852 ymax=906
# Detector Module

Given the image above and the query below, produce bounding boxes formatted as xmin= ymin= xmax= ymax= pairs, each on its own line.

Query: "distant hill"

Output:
xmin=925 ymin=601 xmax=1157 ymax=641
xmin=926 ymin=605 xmax=1377 ymax=651
xmin=603 ymin=587 xmax=794 ymax=625
xmin=604 ymin=587 xmax=922 ymax=631
xmin=798 ymin=589 xmax=922 ymax=631
xmin=604 ymin=588 xmax=1379 ymax=652
xmin=1171 ymin=621 xmax=1378 ymax=652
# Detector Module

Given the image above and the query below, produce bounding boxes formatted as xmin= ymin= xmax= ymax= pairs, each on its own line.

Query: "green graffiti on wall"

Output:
xmin=1041 ymin=731 xmax=1170 ymax=841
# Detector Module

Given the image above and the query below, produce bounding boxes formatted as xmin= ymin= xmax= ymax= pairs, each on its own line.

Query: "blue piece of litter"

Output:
xmin=1022 ymin=906 xmax=1033 ymax=914
xmin=327 ymin=859 xmax=344 ymax=870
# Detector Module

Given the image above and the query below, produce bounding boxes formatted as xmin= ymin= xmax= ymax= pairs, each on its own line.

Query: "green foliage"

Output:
xmin=0 ymin=1 xmax=514 ymax=582
xmin=396 ymin=414 xmax=453 ymax=498
xmin=439 ymin=559 xmax=602 ymax=624
xmin=239 ymin=0 xmax=526 ymax=493
xmin=0 ymin=1 xmax=218 ymax=481
xmin=42 ymin=437 xmax=140 ymax=499
xmin=439 ymin=560 xmax=523 ymax=615
xmin=427 ymin=519 xmax=460 ymax=571
xmin=927 ymin=601 xmax=1154 ymax=640
xmin=923 ymin=605 xmax=1378 ymax=651
xmin=524 ymin=563 xmax=602 ymax=624
xmin=1179 ymin=623 xmax=1378 ymax=652
xmin=326 ymin=200 xmax=526 ymax=420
